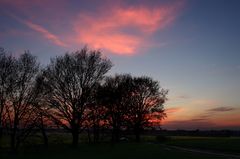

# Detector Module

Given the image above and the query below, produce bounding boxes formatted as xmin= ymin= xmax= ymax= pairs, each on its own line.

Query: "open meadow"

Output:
xmin=1 ymin=133 xmax=240 ymax=159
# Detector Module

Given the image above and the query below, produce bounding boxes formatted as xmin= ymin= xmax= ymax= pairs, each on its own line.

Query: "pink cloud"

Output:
xmin=1 ymin=1 xmax=184 ymax=54
xmin=73 ymin=2 xmax=183 ymax=55
xmin=75 ymin=31 xmax=141 ymax=55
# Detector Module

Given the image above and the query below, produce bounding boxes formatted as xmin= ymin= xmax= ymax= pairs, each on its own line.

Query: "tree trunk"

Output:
xmin=0 ymin=100 xmax=4 ymax=146
xmin=0 ymin=126 xmax=2 ymax=138
xmin=41 ymin=127 xmax=48 ymax=147
xmin=11 ymin=117 xmax=18 ymax=152
xmin=135 ymin=131 xmax=140 ymax=142
xmin=112 ymin=127 xmax=120 ymax=143
xmin=87 ymin=127 xmax=92 ymax=143
xmin=93 ymin=125 xmax=99 ymax=143
xmin=10 ymin=129 xmax=17 ymax=152
xmin=40 ymin=115 xmax=48 ymax=147
xmin=71 ymin=130 xmax=79 ymax=147
xmin=134 ymin=126 xmax=141 ymax=142
xmin=0 ymin=125 xmax=2 ymax=148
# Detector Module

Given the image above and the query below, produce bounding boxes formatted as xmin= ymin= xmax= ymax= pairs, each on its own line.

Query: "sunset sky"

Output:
xmin=0 ymin=0 xmax=240 ymax=130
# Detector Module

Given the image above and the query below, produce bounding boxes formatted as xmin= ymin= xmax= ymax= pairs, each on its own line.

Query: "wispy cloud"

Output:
xmin=163 ymin=110 xmax=240 ymax=130
xmin=170 ymin=95 xmax=191 ymax=101
xmin=5 ymin=12 xmax=67 ymax=47
xmin=22 ymin=20 xmax=67 ymax=47
xmin=163 ymin=119 xmax=216 ymax=130
xmin=177 ymin=95 xmax=190 ymax=99
xmin=73 ymin=2 xmax=183 ymax=55
xmin=208 ymin=106 xmax=235 ymax=112
xmin=165 ymin=107 xmax=183 ymax=114
xmin=191 ymin=118 xmax=208 ymax=122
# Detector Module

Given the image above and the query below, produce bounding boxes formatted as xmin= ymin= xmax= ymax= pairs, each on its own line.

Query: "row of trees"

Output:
xmin=0 ymin=47 xmax=168 ymax=151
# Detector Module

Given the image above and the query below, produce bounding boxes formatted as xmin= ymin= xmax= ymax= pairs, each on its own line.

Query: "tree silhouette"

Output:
xmin=98 ymin=74 xmax=167 ymax=142
xmin=0 ymin=47 xmax=168 ymax=150
xmin=83 ymin=84 xmax=109 ymax=143
xmin=4 ymin=52 xmax=40 ymax=151
xmin=0 ymin=48 xmax=16 ymax=144
xmin=41 ymin=47 xmax=112 ymax=147
xmin=126 ymin=76 xmax=168 ymax=142
xmin=32 ymin=73 xmax=53 ymax=147
xmin=98 ymin=74 xmax=132 ymax=142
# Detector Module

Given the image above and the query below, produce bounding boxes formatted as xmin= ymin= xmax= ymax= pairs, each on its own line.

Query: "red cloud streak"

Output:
xmin=165 ymin=107 xmax=183 ymax=114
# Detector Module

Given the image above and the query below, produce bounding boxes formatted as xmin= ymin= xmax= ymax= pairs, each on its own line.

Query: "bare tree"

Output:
xmin=0 ymin=48 xmax=16 ymax=144
xmin=31 ymin=73 xmax=52 ymax=147
xmin=86 ymin=106 xmax=107 ymax=143
xmin=127 ymin=76 xmax=168 ymax=142
xmin=5 ymin=52 xmax=40 ymax=151
xmin=42 ymin=47 xmax=112 ymax=147
xmin=98 ymin=74 xmax=132 ymax=143
xmin=83 ymin=84 xmax=109 ymax=143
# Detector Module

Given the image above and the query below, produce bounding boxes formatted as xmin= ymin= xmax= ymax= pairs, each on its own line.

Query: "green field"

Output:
xmin=1 ymin=134 xmax=240 ymax=159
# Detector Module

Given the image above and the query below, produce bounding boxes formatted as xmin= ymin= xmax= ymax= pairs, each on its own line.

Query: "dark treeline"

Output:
xmin=0 ymin=47 xmax=168 ymax=151
xmin=157 ymin=129 xmax=240 ymax=137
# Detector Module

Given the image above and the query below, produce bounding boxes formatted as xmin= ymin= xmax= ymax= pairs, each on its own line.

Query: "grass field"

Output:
xmin=166 ymin=136 xmax=240 ymax=154
xmin=1 ymin=143 xmax=227 ymax=159
xmin=1 ymin=134 xmax=240 ymax=159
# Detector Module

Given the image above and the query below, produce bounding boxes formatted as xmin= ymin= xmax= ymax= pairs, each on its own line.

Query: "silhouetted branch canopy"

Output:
xmin=42 ymin=47 xmax=112 ymax=130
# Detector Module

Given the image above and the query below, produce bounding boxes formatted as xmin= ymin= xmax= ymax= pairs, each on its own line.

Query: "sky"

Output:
xmin=0 ymin=0 xmax=240 ymax=130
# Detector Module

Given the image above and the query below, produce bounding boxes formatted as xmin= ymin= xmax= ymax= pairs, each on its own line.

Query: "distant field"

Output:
xmin=166 ymin=136 xmax=240 ymax=153
xmin=1 ymin=134 xmax=240 ymax=159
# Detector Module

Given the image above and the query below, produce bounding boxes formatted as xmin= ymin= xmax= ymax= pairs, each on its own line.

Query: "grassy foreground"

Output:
xmin=1 ymin=134 xmax=240 ymax=159
xmin=166 ymin=136 xmax=240 ymax=153
xmin=1 ymin=142 xmax=226 ymax=159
